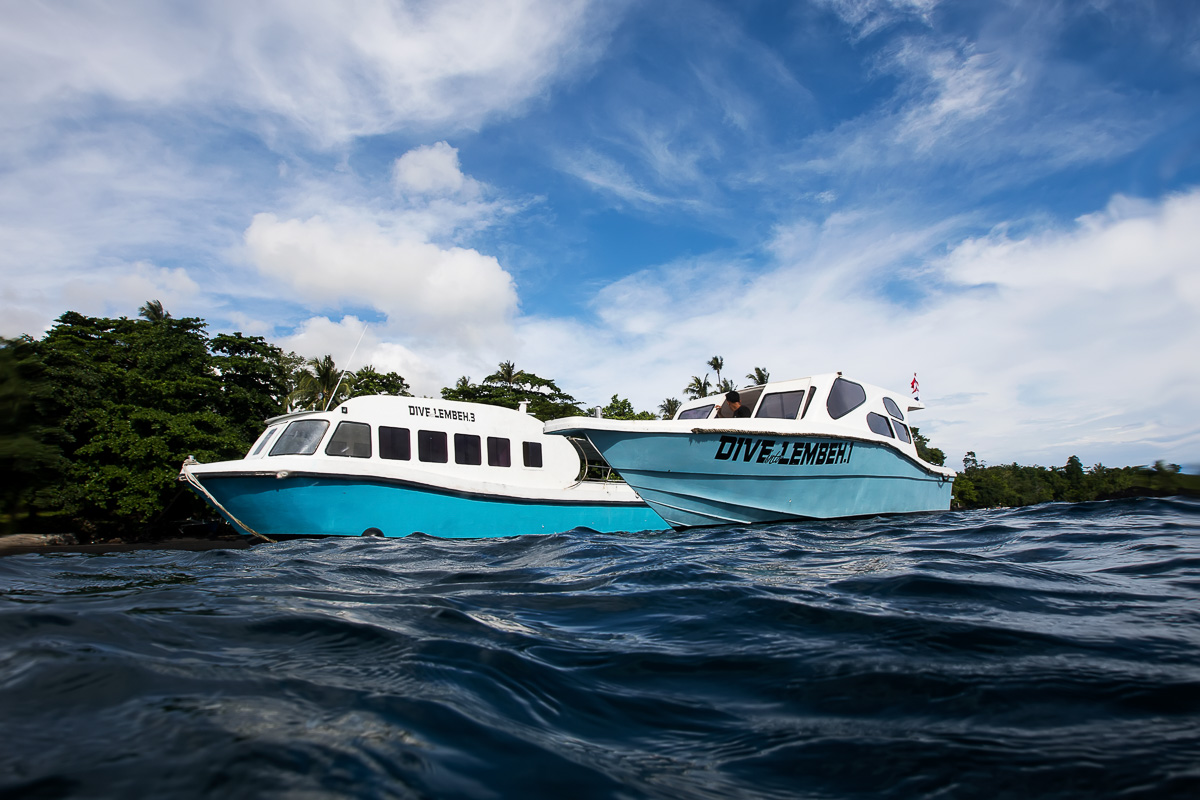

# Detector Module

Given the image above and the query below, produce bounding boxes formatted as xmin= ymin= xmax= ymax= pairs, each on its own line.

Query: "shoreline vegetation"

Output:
xmin=3 ymin=305 xmax=1196 ymax=548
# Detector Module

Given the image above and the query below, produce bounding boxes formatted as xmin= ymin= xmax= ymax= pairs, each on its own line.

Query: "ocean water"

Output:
xmin=2 ymin=497 xmax=1199 ymax=799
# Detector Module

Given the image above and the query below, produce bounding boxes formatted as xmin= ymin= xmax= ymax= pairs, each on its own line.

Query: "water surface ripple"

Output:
xmin=2 ymin=497 xmax=1199 ymax=798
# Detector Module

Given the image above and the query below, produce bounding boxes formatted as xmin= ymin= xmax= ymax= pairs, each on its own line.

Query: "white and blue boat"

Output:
xmin=179 ymin=395 xmax=667 ymax=539
xmin=544 ymin=373 xmax=956 ymax=529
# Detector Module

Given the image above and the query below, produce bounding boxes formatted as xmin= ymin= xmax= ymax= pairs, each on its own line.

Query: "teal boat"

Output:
xmin=544 ymin=373 xmax=956 ymax=529
xmin=179 ymin=395 xmax=667 ymax=539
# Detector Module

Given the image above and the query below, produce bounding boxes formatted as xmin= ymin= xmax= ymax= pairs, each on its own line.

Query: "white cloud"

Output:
xmin=507 ymin=189 xmax=1200 ymax=470
xmin=556 ymin=148 xmax=672 ymax=207
xmin=818 ymin=0 xmax=941 ymax=39
xmin=0 ymin=0 xmax=612 ymax=148
xmin=393 ymin=142 xmax=480 ymax=198
xmin=244 ymin=211 xmax=518 ymax=349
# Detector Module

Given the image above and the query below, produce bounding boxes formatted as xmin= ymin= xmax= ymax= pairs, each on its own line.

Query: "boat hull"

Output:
xmin=188 ymin=472 xmax=666 ymax=538
xmin=584 ymin=430 xmax=954 ymax=528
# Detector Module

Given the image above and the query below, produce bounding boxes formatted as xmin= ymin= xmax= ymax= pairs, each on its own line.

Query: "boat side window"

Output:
xmin=455 ymin=433 xmax=482 ymax=465
xmin=883 ymin=397 xmax=904 ymax=421
xmin=893 ymin=420 xmax=912 ymax=444
xmin=379 ymin=426 xmax=411 ymax=460
xmin=678 ymin=404 xmax=715 ymax=420
xmin=523 ymin=441 xmax=543 ymax=468
xmin=827 ymin=378 xmax=867 ymax=420
xmin=418 ymin=430 xmax=448 ymax=463
xmin=269 ymin=420 xmax=330 ymax=456
xmin=800 ymin=387 xmax=817 ymax=419
xmin=866 ymin=412 xmax=895 ymax=438
xmin=250 ymin=426 xmax=280 ymax=456
xmin=488 ymin=437 xmax=511 ymax=467
xmin=755 ymin=391 xmax=806 ymax=420
xmin=325 ymin=421 xmax=372 ymax=458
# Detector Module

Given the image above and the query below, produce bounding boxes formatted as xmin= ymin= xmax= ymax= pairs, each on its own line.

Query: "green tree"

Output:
xmin=707 ymin=356 xmax=724 ymax=387
xmin=138 ymin=299 xmax=170 ymax=322
xmin=0 ymin=336 xmax=68 ymax=530
xmin=488 ymin=360 xmax=521 ymax=388
xmin=685 ymin=374 xmax=711 ymax=400
xmin=38 ymin=311 xmax=244 ymax=529
xmin=912 ymin=427 xmax=945 ymax=466
xmin=718 ymin=377 xmax=736 ymax=394
xmin=289 ymin=355 xmax=351 ymax=411
xmin=441 ymin=361 xmax=584 ymax=421
xmin=746 ymin=367 xmax=770 ymax=385
xmin=659 ymin=397 xmax=681 ymax=419
xmin=209 ymin=332 xmax=292 ymax=445
xmin=1063 ymin=454 xmax=1086 ymax=502
xmin=350 ymin=365 xmax=411 ymax=397
xmin=600 ymin=395 xmax=657 ymax=420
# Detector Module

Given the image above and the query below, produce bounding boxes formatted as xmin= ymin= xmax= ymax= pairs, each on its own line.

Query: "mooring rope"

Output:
xmin=178 ymin=461 xmax=277 ymax=544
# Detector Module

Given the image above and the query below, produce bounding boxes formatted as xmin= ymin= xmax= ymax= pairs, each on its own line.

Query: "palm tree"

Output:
xmin=718 ymin=377 xmax=736 ymax=393
xmin=685 ymin=374 xmax=711 ymax=400
xmin=746 ymin=367 xmax=770 ymax=385
xmin=658 ymin=397 xmax=681 ymax=419
xmin=454 ymin=376 xmax=473 ymax=391
xmin=486 ymin=360 xmax=522 ymax=388
xmin=138 ymin=299 xmax=170 ymax=321
xmin=707 ymin=356 xmax=724 ymax=387
xmin=289 ymin=355 xmax=351 ymax=411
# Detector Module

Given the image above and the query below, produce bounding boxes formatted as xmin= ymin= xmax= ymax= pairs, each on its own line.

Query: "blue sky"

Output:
xmin=2 ymin=0 xmax=1198 ymax=470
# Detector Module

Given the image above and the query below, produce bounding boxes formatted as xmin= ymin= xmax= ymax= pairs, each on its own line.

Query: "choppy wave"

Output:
xmin=3 ymin=497 xmax=1199 ymax=798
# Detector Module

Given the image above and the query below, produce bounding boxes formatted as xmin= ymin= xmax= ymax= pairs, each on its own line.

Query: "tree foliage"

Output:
xmin=441 ymin=361 xmax=584 ymax=421
xmin=912 ymin=427 xmax=945 ymax=466
xmin=0 ymin=336 xmax=68 ymax=531
xmin=601 ymin=395 xmax=657 ymax=420
xmin=34 ymin=311 xmax=249 ymax=527
xmin=0 ymin=307 xmax=414 ymax=536
xmin=746 ymin=367 xmax=770 ymax=385
xmin=685 ymin=374 xmax=711 ymax=399
xmin=948 ymin=453 xmax=1196 ymax=510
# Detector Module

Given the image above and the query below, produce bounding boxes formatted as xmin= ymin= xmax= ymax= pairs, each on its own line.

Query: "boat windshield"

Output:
xmin=269 ymin=420 xmax=330 ymax=456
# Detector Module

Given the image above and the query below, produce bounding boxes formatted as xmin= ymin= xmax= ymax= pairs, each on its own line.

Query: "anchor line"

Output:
xmin=178 ymin=462 xmax=277 ymax=544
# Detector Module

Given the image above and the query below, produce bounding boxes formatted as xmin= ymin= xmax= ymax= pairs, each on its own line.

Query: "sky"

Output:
xmin=2 ymin=0 xmax=1198 ymax=471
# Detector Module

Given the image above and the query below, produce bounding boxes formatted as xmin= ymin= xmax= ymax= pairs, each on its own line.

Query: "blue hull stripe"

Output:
xmin=583 ymin=431 xmax=954 ymax=528
xmin=189 ymin=475 xmax=667 ymax=538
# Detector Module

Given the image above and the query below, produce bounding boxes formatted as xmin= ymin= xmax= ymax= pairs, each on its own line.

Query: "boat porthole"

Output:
xmin=362 ymin=527 xmax=384 ymax=537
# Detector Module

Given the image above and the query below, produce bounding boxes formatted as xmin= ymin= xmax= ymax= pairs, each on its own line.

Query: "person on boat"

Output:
xmin=722 ymin=390 xmax=752 ymax=418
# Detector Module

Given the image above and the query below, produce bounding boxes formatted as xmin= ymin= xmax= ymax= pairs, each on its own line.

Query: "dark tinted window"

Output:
xmin=678 ymin=404 xmax=715 ymax=420
xmin=894 ymin=420 xmax=912 ymax=443
xmin=488 ymin=437 xmax=511 ymax=467
xmin=379 ymin=426 xmax=411 ymax=460
xmin=455 ymin=433 xmax=482 ymax=465
xmin=523 ymin=441 xmax=543 ymax=468
xmin=269 ymin=420 xmax=329 ymax=456
xmin=755 ymin=391 xmax=805 ymax=419
xmin=250 ymin=426 xmax=280 ymax=456
xmin=801 ymin=387 xmax=817 ymax=418
xmin=418 ymin=430 xmax=448 ymax=463
xmin=325 ymin=421 xmax=372 ymax=458
xmin=883 ymin=397 xmax=904 ymax=420
xmin=866 ymin=412 xmax=895 ymax=438
xmin=827 ymin=378 xmax=867 ymax=419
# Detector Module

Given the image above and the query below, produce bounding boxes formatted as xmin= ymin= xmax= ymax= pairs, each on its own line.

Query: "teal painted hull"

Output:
xmin=585 ymin=430 xmax=954 ymax=528
xmin=189 ymin=474 xmax=667 ymax=538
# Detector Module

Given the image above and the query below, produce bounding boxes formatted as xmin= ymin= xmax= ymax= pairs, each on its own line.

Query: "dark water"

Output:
xmin=3 ymin=498 xmax=1200 ymax=799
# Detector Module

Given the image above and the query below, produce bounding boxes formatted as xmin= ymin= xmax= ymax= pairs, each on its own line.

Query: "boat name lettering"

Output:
xmin=408 ymin=405 xmax=476 ymax=423
xmin=713 ymin=436 xmax=853 ymax=466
